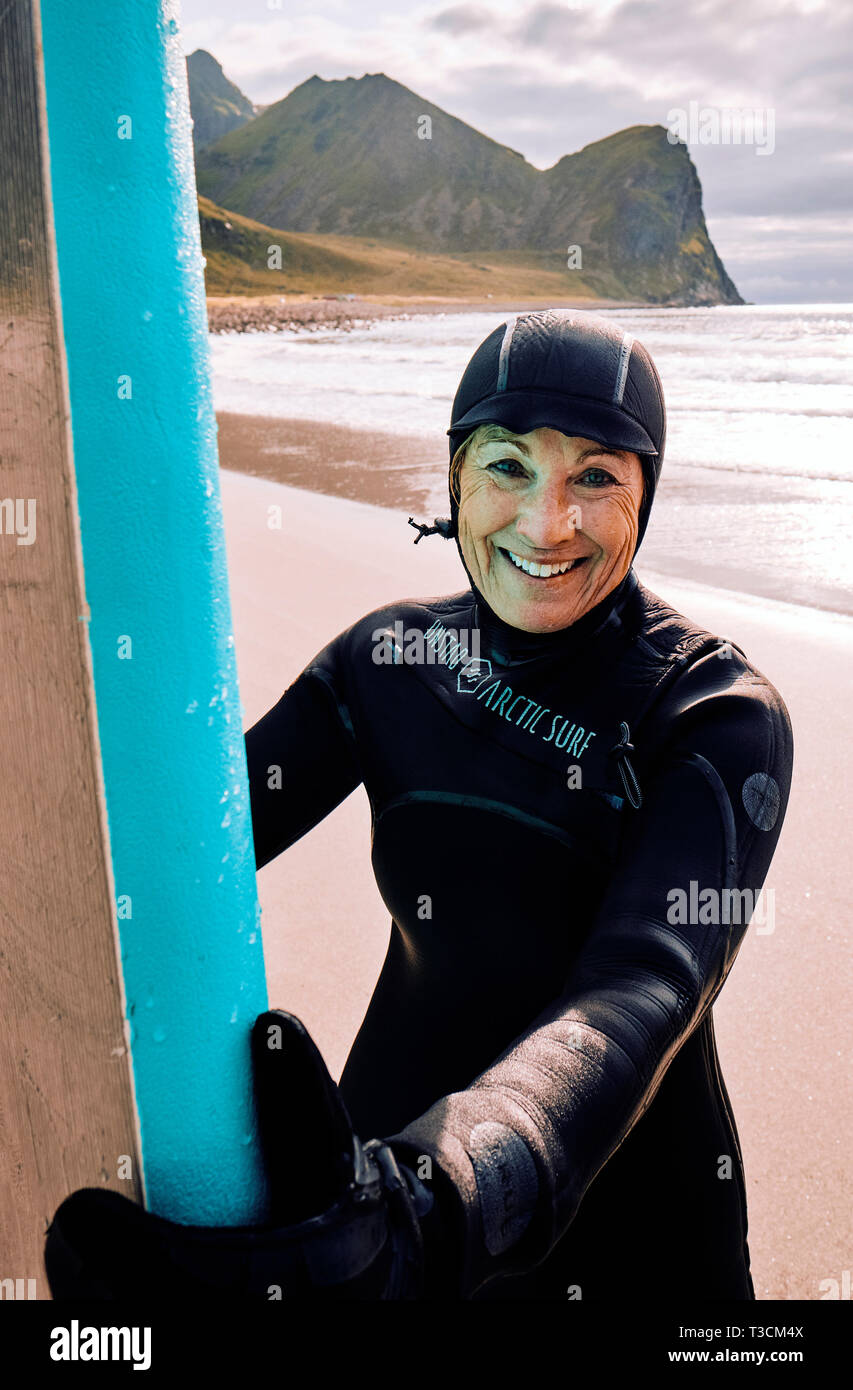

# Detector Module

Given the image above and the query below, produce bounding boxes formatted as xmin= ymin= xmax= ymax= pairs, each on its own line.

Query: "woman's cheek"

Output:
xmin=461 ymin=470 xmax=507 ymax=515
xmin=459 ymin=474 xmax=516 ymax=548
xmin=457 ymin=480 xmax=497 ymax=580
xmin=586 ymin=490 xmax=640 ymax=563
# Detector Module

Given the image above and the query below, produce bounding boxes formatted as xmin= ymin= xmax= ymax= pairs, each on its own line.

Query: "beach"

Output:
xmin=220 ymin=464 xmax=852 ymax=1302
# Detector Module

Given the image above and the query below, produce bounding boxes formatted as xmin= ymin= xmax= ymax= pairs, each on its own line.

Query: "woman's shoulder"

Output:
xmin=633 ymin=579 xmax=740 ymax=663
xmin=631 ymin=579 xmax=793 ymax=752
xmin=635 ymin=579 xmax=774 ymax=675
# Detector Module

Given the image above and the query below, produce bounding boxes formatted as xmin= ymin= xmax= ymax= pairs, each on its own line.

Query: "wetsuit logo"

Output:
xmin=378 ymin=617 xmax=601 ymax=771
xmin=457 ymin=657 xmax=492 ymax=692
xmin=468 ymin=1122 xmax=538 ymax=1257
xmin=466 ymin=671 xmax=599 ymax=760
xmin=422 ymin=620 xmax=601 ymax=762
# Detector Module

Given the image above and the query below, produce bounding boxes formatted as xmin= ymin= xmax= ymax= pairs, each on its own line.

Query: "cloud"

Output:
xmin=428 ymin=5 xmax=494 ymax=34
xmin=706 ymin=213 xmax=852 ymax=300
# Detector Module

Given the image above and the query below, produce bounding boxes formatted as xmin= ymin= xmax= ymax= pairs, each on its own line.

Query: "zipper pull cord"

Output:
xmin=609 ymin=721 xmax=643 ymax=810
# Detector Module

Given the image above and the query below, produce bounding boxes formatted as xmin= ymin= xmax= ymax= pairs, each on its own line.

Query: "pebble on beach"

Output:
xmin=206 ymin=298 xmax=414 ymax=335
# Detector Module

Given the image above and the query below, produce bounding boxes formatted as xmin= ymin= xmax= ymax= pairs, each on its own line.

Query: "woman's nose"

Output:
xmin=515 ymin=488 xmax=578 ymax=549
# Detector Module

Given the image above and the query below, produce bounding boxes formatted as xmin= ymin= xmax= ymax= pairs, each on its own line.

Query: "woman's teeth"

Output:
xmin=504 ymin=549 xmax=585 ymax=578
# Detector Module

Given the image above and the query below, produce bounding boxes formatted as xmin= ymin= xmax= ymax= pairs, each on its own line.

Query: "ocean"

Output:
xmin=209 ymin=304 xmax=853 ymax=615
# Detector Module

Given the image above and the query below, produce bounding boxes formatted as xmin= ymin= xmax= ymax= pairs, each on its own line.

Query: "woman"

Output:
xmin=243 ymin=310 xmax=794 ymax=1300
xmin=44 ymin=310 xmax=793 ymax=1302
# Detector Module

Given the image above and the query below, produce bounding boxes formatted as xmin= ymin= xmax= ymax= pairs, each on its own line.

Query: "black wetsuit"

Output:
xmin=244 ymin=567 xmax=793 ymax=1300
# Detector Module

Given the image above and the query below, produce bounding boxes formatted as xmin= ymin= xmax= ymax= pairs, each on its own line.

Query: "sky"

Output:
xmin=178 ymin=0 xmax=853 ymax=303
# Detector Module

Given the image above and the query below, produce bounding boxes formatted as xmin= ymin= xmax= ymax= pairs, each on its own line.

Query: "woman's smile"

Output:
xmin=497 ymin=546 xmax=593 ymax=580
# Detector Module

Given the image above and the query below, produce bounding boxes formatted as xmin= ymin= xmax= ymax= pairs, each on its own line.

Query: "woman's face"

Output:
xmin=456 ymin=427 xmax=645 ymax=632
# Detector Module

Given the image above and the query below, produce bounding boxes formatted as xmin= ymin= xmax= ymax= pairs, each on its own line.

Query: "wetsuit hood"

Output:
xmin=446 ymin=308 xmax=665 ymax=543
xmin=426 ymin=308 xmax=667 ymax=644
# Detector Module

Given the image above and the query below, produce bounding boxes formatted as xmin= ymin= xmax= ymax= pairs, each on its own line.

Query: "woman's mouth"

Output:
xmin=498 ymin=546 xmax=591 ymax=580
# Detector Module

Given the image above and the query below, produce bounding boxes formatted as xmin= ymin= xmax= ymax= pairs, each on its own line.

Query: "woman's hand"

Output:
xmin=44 ymin=1010 xmax=461 ymax=1301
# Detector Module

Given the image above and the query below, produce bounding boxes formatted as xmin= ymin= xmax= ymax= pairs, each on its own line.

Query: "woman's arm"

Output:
xmin=244 ymin=638 xmax=364 ymax=870
xmin=388 ymin=656 xmax=794 ymax=1295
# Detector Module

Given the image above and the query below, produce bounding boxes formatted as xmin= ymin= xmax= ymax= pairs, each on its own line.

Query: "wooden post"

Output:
xmin=0 ymin=0 xmax=142 ymax=1294
xmin=1 ymin=0 xmax=271 ymax=1297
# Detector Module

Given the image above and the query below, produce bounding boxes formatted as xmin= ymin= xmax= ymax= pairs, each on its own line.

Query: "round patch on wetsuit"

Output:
xmin=741 ymin=772 xmax=781 ymax=831
xmin=468 ymin=1122 xmax=538 ymax=1256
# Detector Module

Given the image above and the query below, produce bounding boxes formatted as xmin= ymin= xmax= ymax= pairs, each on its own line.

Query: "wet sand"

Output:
xmin=220 ymin=466 xmax=852 ymax=1303
xmin=215 ymin=411 xmax=444 ymax=516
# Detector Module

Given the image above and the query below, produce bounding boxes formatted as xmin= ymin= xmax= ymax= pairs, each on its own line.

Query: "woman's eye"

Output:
xmin=579 ymin=467 xmax=616 ymax=487
xmin=487 ymin=457 xmax=527 ymax=478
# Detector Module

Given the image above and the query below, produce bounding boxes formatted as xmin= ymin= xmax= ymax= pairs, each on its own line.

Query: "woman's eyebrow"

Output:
xmin=479 ymin=437 xmax=531 ymax=456
xmin=577 ymin=444 xmax=630 ymax=461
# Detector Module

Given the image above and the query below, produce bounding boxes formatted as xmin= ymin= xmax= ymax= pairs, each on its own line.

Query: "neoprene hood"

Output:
xmin=446 ymin=308 xmax=666 ymax=553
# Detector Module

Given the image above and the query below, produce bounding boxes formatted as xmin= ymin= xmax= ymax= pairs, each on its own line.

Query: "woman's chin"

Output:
xmin=488 ymin=589 xmax=589 ymax=633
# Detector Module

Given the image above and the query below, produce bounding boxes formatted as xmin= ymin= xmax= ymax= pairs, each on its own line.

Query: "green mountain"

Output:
xmin=187 ymin=50 xmax=255 ymax=153
xmin=195 ymin=70 xmax=741 ymax=305
xmin=539 ymin=125 xmax=741 ymax=305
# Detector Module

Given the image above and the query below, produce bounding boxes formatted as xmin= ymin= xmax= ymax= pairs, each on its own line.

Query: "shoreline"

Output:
xmin=206 ymin=293 xmax=651 ymax=335
xmin=215 ymin=410 xmax=853 ymax=619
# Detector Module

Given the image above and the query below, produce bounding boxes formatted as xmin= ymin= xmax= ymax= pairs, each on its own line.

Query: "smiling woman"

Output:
xmin=236 ymin=310 xmax=793 ymax=1300
xmin=44 ymin=310 xmax=794 ymax=1304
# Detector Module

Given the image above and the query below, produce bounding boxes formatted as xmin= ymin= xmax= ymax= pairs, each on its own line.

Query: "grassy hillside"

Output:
xmin=199 ymin=196 xmax=605 ymax=300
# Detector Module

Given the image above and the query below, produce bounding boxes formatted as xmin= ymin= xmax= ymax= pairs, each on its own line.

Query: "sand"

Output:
xmin=219 ymin=466 xmax=853 ymax=1302
xmin=216 ymin=411 xmax=445 ymax=515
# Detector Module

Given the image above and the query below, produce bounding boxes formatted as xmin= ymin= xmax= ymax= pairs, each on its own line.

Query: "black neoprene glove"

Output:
xmin=44 ymin=1010 xmax=467 ymax=1301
